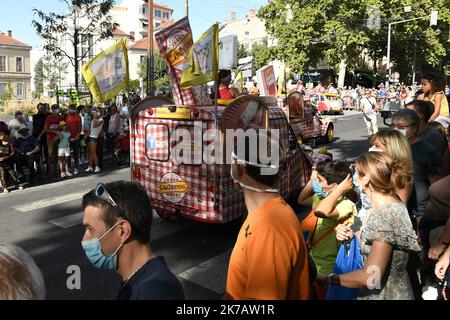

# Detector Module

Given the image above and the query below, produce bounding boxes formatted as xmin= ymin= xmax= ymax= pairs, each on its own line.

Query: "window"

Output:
xmin=0 ymin=83 xmax=7 ymax=95
xmin=155 ymin=22 xmax=160 ymax=28
xmin=140 ymin=55 xmax=146 ymax=64
xmin=155 ymin=9 xmax=161 ymax=18
xmin=0 ymin=56 xmax=6 ymax=72
xmin=16 ymin=57 xmax=23 ymax=72
xmin=245 ymin=31 xmax=250 ymax=36
xmin=78 ymin=34 xmax=94 ymax=82
xmin=16 ymin=83 xmax=24 ymax=100
xmin=145 ymin=124 xmax=170 ymax=161
xmin=163 ymin=12 xmax=169 ymax=19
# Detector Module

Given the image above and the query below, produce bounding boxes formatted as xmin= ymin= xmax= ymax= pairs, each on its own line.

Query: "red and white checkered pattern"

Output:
xmin=155 ymin=17 xmax=211 ymax=107
xmin=131 ymin=105 xmax=312 ymax=223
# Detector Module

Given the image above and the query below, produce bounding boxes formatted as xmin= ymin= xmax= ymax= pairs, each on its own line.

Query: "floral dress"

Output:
xmin=358 ymin=203 xmax=421 ymax=300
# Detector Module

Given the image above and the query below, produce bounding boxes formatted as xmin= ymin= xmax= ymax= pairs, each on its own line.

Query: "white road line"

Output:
xmin=178 ymin=249 xmax=232 ymax=294
xmin=9 ymin=167 xmax=131 ymax=194
xmin=12 ymin=191 xmax=86 ymax=212
xmin=48 ymin=212 xmax=84 ymax=229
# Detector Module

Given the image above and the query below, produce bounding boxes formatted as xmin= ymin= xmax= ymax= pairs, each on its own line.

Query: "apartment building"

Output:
xmin=0 ymin=31 xmax=32 ymax=101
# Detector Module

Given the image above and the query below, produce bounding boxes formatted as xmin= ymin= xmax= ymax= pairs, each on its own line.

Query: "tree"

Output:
xmin=237 ymin=43 xmax=248 ymax=60
xmin=250 ymin=38 xmax=273 ymax=70
xmin=0 ymin=83 xmax=14 ymax=102
xmin=258 ymin=0 xmax=450 ymax=82
xmin=43 ymin=54 xmax=69 ymax=91
xmin=137 ymin=50 xmax=168 ymax=93
xmin=32 ymin=0 xmax=118 ymax=92
xmin=33 ymin=58 xmax=44 ymax=98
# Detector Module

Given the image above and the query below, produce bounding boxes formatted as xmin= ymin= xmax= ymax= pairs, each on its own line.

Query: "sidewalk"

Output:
xmin=3 ymin=151 xmax=130 ymax=192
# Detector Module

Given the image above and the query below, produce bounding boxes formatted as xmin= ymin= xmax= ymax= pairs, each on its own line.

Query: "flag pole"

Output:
xmin=147 ymin=0 xmax=154 ymax=97
xmin=213 ymin=23 xmax=220 ymax=212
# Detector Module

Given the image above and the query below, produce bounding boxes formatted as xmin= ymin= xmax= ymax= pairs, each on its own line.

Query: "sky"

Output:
xmin=0 ymin=0 xmax=268 ymax=48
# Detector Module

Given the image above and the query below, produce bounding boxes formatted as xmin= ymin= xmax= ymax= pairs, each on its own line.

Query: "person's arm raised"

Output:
xmin=315 ymin=174 xmax=353 ymax=219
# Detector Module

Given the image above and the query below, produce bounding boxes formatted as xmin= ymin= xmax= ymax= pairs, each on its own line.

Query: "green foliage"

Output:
xmin=258 ymin=0 xmax=450 ymax=81
xmin=237 ymin=43 xmax=249 ymax=60
xmin=43 ymin=54 xmax=69 ymax=91
xmin=32 ymin=0 xmax=118 ymax=90
xmin=137 ymin=50 xmax=168 ymax=93
xmin=0 ymin=83 xmax=14 ymax=102
xmin=128 ymin=79 xmax=141 ymax=92
xmin=33 ymin=58 xmax=44 ymax=98
xmin=250 ymin=38 xmax=274 ymax=70
xmin=154 ymin=76 xmax=170 ymax=93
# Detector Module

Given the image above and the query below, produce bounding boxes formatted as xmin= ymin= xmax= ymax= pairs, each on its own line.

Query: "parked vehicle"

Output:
xmin=282 ymin=91 xmax=335 ymax=146
xmin=309 ymin=92 xmax=344 ymax=115
xmin=130 ymin=96 xmax=320 ymax=223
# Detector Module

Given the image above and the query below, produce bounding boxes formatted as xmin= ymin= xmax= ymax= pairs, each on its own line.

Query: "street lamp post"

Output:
xmin=385 ymin=11 xmax=438 ymax=87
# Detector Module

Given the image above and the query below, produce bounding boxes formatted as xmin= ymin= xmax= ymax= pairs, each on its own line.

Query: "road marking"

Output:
xmin=8 ymin=167 xmax=131 ymax=194
xmin=12 ymin=191 xmax=87 ymax=212
xmin=48 ymin=212 xmax=84 ymax=229
xmin=178 ymin=249 xmax=232 ymax=294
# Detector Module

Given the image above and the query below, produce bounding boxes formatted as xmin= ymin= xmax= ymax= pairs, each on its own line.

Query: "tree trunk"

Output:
xmin=74 ymin=26 xmax=79 ymax=92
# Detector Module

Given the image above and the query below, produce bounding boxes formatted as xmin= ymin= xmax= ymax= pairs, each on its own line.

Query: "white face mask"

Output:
xmin=369 ymin=146 xmax=383 ymax=152
xmin=395 ymin=128 xmax=407 ymax=137
xmin=230 ymin=152 xmax=280 ymax=193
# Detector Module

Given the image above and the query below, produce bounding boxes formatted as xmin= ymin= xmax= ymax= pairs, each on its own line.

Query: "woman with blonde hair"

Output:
xmin=327 ymin=152 xmax=421 ymax=300
xmin=333 ymin=128 xmax=414 ymax=240
xmin=369 ymin=128 xmax=414 ymax=204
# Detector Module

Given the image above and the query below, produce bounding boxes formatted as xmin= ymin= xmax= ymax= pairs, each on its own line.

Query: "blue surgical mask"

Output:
xmin=352 ymin=172 xmax=363 ymax=194
xmin=81 ymin=222 xmax=123 ymax=270
xmin=312 ymin=180 xmax=328 ymax=198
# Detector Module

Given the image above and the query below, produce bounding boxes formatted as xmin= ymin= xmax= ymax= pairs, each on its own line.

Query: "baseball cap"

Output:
xmin=59 ymin=121 xmax=66 ymax=126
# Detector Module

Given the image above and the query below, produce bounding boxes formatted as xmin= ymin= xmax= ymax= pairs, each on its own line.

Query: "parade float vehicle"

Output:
xmin=281 ymin=91 xmax=335 ymax=146
xmin=130 ymin=95 xmax=324 ymax=223
xmin=309 ymin=92 xmax=344 ymax=115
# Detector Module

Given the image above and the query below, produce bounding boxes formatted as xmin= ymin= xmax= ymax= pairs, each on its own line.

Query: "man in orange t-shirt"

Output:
xmin=226 ymin=131 xmax=311 ymax=300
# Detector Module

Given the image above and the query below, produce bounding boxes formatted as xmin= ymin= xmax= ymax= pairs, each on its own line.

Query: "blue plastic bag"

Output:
xmin=326 ymin=236 xmax=363 ymax=300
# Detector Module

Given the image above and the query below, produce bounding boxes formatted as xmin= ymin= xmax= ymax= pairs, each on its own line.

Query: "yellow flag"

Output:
xmin=180 ymin=24 xmax=219 ymax=89
xmin=278 ymin=63 xmax=286 ymax=96
xmin=82 ymin=38 xmax=129 ymax=103
xmin=233 ymin=69 xmax=243 ymax=93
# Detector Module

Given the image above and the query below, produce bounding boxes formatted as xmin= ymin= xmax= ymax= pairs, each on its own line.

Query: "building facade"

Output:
xmin=0 ymin=31 xmax=32 ymax=101
xmin=52 ymin=0 xmax=173 ymax=91
xmin=220 ymin=9 xmax=276 ymax=52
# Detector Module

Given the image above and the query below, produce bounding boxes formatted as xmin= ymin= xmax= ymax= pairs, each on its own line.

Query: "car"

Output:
xmin=281 ymin=91 xmax=335 ymax=146
xmin=309 ymin=92 xmax=344 ymax=115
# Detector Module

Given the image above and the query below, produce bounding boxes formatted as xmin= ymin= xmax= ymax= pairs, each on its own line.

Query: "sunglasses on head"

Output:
xmin=95 ymin=183 xmax=127 ymax=218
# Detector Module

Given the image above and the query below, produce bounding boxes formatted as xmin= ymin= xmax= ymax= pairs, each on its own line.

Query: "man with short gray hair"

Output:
xmin=0 ymin=243 xmax=46 ymax=300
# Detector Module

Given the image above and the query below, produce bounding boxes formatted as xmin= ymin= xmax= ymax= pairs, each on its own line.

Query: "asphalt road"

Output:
xmin=0 ymin=110 xmax=385 ymax=299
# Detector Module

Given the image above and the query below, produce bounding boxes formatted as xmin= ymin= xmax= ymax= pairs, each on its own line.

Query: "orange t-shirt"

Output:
xmin=226 ymin=197 xmax=311 ymax=300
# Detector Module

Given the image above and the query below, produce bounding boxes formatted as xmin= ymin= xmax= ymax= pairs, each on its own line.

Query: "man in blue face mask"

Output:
xmin=81 ymin=181 xmax=184 ymax=300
